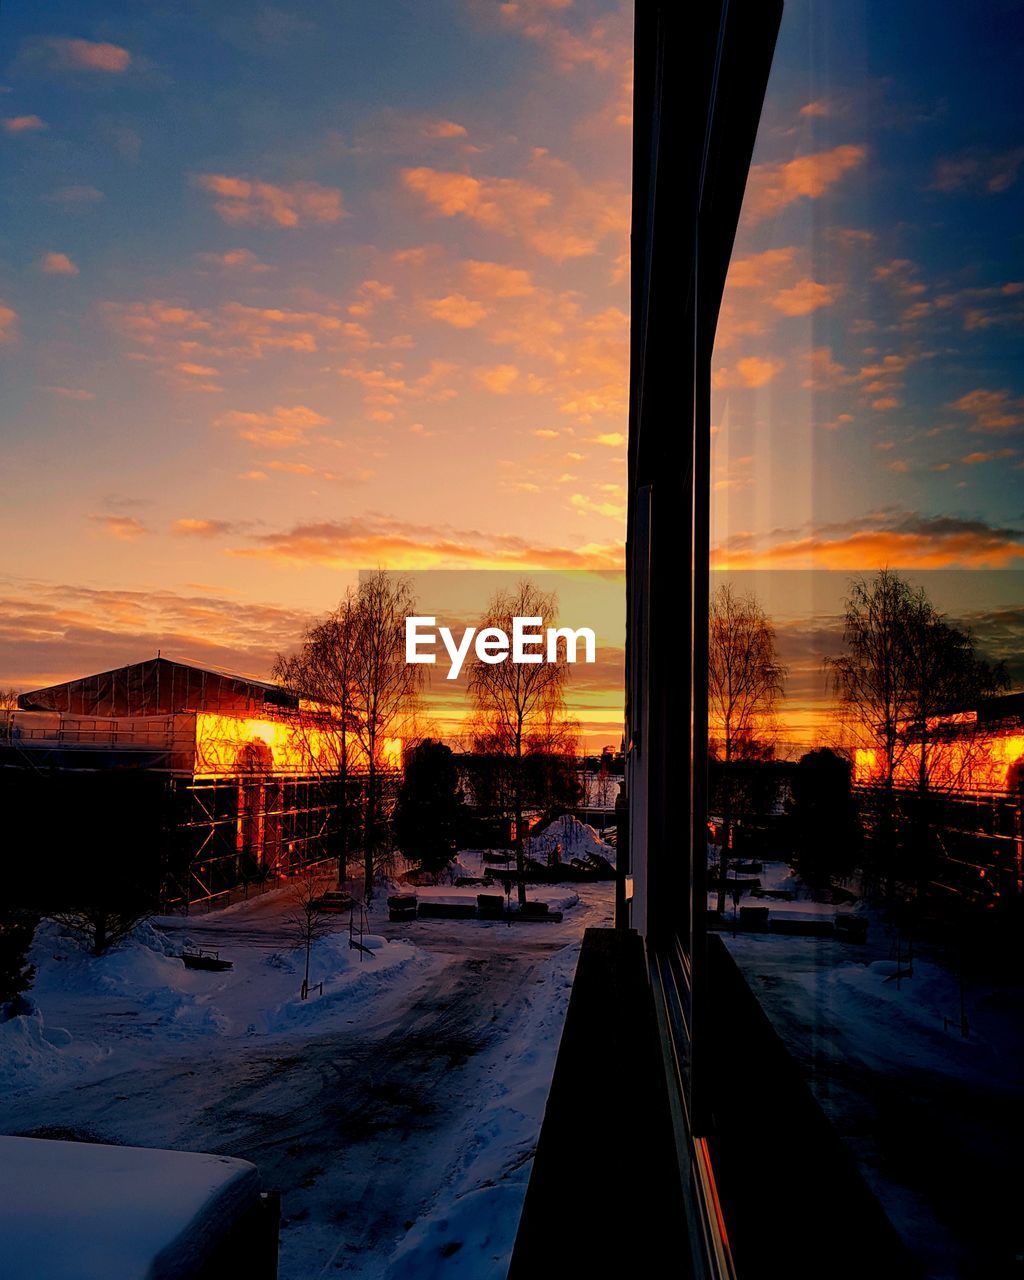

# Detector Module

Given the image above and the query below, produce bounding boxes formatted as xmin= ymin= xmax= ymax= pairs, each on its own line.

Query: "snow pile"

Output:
xmin=23 ymin=915 xmax=434 ymax=1050
xmin=0 ymin=1004 xmax=104 ymax=1096
xmin=530 ymin=814 xmax=615 ymax=866
xmin=386 ymin=939 xmax=580 ymax=1280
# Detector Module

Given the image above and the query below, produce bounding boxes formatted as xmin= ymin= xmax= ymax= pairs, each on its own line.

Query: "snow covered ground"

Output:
xmin=721 ymin=860 xmax=1024 ymax=1279
xmin=0 ymin=868 xmax=614 ymax=1279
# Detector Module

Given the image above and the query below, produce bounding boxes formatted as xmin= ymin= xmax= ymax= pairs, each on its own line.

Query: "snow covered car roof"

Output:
xmin=0 ymin=1135 xmax=261 ymax=1280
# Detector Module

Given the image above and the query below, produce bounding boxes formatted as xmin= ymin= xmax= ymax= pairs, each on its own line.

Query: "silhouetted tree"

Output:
xmin=468 ymin=581 xmax=571 ymax=906
xmin=0 ymin=910 xmax=37 ymax=1012
xmin=708 ymin=584 xmax=787 ymax=910
xmin=394 ymin=739 xmax=463 ymax=875
xmin=789 ymin=748 xmax=861 ymax=890
xmin=827 ymin=569 xmax=1007 ymax=891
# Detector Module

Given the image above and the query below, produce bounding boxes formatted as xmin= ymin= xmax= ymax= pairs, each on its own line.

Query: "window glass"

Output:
xmin=711 ymin=3 xmax=1024 ymax=1274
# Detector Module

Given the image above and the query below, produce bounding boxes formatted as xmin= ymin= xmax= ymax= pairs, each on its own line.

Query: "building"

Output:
xmin=3 ymin=657 xmax=358 ymax=907
xmin=852 ymin=692 xmax=1024 ymax=903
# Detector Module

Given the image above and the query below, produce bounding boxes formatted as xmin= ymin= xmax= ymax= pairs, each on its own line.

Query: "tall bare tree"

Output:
xmin=467 ymin=581 xmax=570 ymax=906
xmin=276 ymin=572 xmax=421 ymax=901
xmin=349 ymin=570 xmax=422 ymax=900
xmin=274 ymin=591 xmax=359 ymax=886
xmin=708 ymin=583 xmax=787 ymax=912
xmin=827 ymin=569 xmax=1007 ymax=891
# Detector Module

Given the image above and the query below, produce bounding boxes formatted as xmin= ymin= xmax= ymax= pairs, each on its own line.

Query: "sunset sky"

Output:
xmin=1 ymin=0 xmax=1022 ymax=749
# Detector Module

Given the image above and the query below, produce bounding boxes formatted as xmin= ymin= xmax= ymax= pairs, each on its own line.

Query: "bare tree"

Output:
xmin=274 ymin=592 xmax=359 ymax=887
xmin=467 ymin=581 xmax=570 ymax=906
xmin=708 ymin=583 xmax=787 ymax=912
xmin=349 ymin=571 xmax=422 ymax=901
xmin=0 ymin=688 xmax=20 ymax=742
xmin=827 ymin=569 xmax=1007 ymax=894
xmin=286 ymin=866 xmax=335 ymax=1000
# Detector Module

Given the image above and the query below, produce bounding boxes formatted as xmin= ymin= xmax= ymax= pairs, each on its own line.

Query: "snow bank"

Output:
xmin=0 ymin=1005 xmax=105 ymax=1096
xmin=530 ymin=814 xmax=616 ymax=866
xmin=386 ymin=938 xmax=580 ymax=1279
xmin=16 ymin=916 xmax=435 ymax=1075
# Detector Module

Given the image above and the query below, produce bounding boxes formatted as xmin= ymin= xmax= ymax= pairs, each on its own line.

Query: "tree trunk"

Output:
xmin=364 ymin=761 xmax=376 ymax=902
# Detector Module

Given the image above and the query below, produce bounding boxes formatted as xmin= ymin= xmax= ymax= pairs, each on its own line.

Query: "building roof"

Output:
xmin=19 ymin=657 xmax=297 ymax=718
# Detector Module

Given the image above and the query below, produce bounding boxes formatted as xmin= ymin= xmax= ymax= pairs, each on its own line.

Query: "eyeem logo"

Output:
xmin=406 ymin=616 xmax=596 ymax=681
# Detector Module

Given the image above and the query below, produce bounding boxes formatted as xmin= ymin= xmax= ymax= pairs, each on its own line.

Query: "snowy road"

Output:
xmin=0 ymin=881 xmax=613 ymax=1279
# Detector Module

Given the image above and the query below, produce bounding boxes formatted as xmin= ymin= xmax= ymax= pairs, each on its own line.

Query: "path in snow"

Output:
xmin=0 ymin=880 xmax=613 ymax=1279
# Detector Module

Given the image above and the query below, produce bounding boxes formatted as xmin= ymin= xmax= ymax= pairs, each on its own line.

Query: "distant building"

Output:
xmin=852 ymin=692 xmax=1024 ymax=902
xmin=2 ymin=657 xmax=364 ymax=907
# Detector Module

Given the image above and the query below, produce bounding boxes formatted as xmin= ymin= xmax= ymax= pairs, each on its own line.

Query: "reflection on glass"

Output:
xmin=710 ymin=3 xmax=1024 ymax=1275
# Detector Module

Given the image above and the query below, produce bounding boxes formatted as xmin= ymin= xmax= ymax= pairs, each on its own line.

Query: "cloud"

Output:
xmin=799 ymin=100 xmax=830 ymax=118
xmin=770 ymin=279 xmax=842 ymax=316
xmin=423 ymin=119 xmax=467 ymax=138
xmin=197 ymin=247 xmax=270 ymax=273
xmin=950 ymin=388 xmax=1024 ymax=434
xmin=960 ymin=448 xmax=1017 ymax=466
xmin=42 ymin=385 xmax=94 ymax=400
xmin=494 ymin=0 xmax=628 ymax=74
xmin=401 ymin=163 xmax=627 ymax=260
xmin=0 ymin=302 xmax=18 ymax=345
xmin=172 ymin=518 xmax=237 ymax=537
xmin=464 ymin=259 xmax=536 ymax=299
xmin=3 ymin=115 xmax=46 ymax=134
xmin=34 ymin=38 xmax=132 ymax=73
xmin=743 ymin=145 xmax=867 ymax=222
xmin=725 ymin=246 xmax=796 ymax=290
xmin=931 ymin=148 xmax=1024 ymax=194
xmin=338 ymin=360 xmax=458 ymax=420
xmin=105 ymin=297 xmax=371 ymax=366
xmin=475 ymin=363 xmax=519 ymax=394
xmin=39 ymin=251 xmax=78 ymax=276
xmin=713 ymin=356 xmax=784 ymax=389
xmin=214 ymin=404 xmax=329 ymax=447
xmin=45 ymin=184 xmax=103 ymax=206
xmin=592 ymin=432 xmax=624 ymax=446
xmin=89 ymin=514 xmax=147 ymax=540
xmin=0 ymin=579 xmax=313 ymax=691
xmin=193 ymin=174 xmax=346 ymax=227
xmin=424 ymin=292 xmax=489 ymax=328
xmin=232 ymin=512 xmax=624 ymax=571
xmin=714 ymin=512 xmax=1024 ymax=570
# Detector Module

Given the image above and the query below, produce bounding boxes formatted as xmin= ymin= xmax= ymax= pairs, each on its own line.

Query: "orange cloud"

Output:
xmin=233 ymin=513 xmax=624 ymax=571
xmin=197 ymin=248 xmax=271 ymax=273
xmin=214 ymin=404 xmax=329 ymax=447
xmin=960 ymin=448 xmax=1017 ymax=465
xmin=43 ymin=38 xmax=131 ymax=72
xmin=0 ymin=582 xmax=315 ymax=692
xmin=713 ymin=356 xmax=784 ymax=389
xmin=194 ymin=174 xmax=346 ymax=227
xmin=464 ymin=259 xmax=536 ymax=298
xmin=771 ymin=279 xmax=841 ymax=316
xmin=172 ymin=518 xmax=237 ymax=537
xmin=423 ymin=119 xmax=467 ymax=138
xmin=90 ymin=514 xmax=147 ymax=540
xmin=475 ymin=363 xmax=520 ymax=394
xmin=0 ymin=302 xmax=18 ymax=345
xmin=3 ymin=115 xmax=47 ymax=134
xmin=725 ymin=246 xmax=796 ymax=289
xmin=714 ymin=515 xmax=1024 ymax=570
xmin=39 ymin=251 xmax=78 ymax=276
xmin=401 ymin=164 xmax=627 ymax=260
xmin=951 ymin=388 xmax=1024 ymax=434
xmin=744 ymin=145 xmax=867 ymax=222
xmin=425 ymin=292 xmax=489 ymax=328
